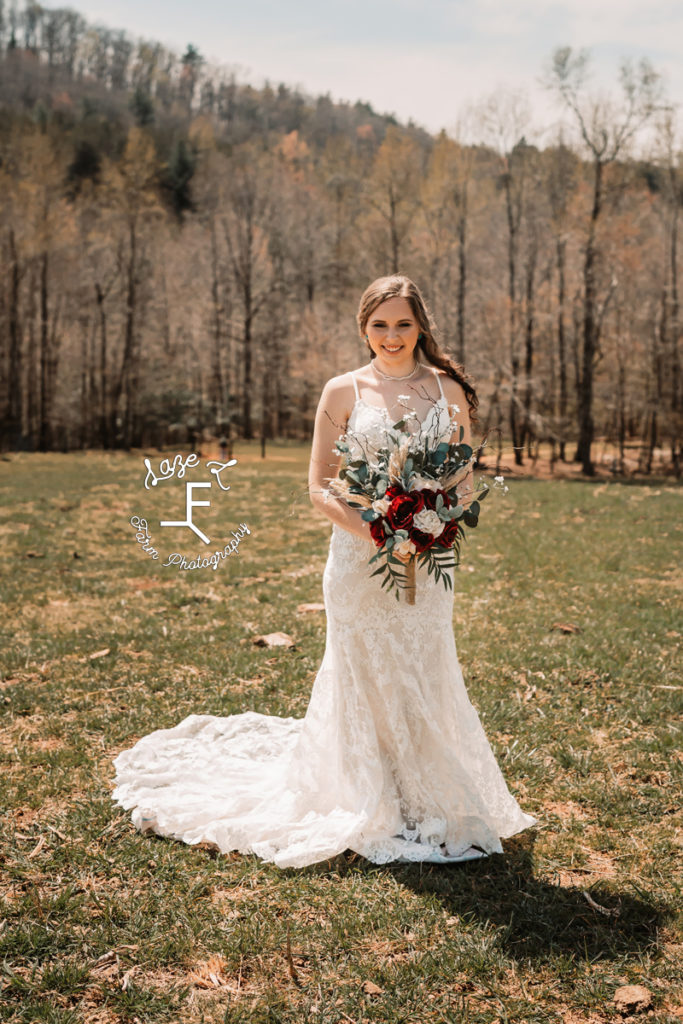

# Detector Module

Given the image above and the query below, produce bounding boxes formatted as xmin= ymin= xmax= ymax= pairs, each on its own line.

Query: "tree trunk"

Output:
xmin=94 ymin=281 xmax=110 ymax=448
xmin=4 ymin=229 xmax=23 ymax=448
xmin=39 ymin=251 xmax=50 ymax=451
xmin=113 ymin=219 xmax=138 ymax=449
xmin=521 ymin=227 xmax=538 ymax=458
xmin=456 ymin=186 xmax=468 ymax=365
xmin=575 ymin=159 xmax=603 ymax=475
xmin=503 ymin=172 xmax=523 ymax=465
xmin=556 ymin=235 xmax=568 ymax=461
xmin=667 ymin=164 xmax=681 ymax=476
xmin=209 ymin=217 xmax=226 ymax=424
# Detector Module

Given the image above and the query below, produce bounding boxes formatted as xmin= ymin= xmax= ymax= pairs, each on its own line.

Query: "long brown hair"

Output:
xmin=356 ymin=274 xmax=479 ymax=424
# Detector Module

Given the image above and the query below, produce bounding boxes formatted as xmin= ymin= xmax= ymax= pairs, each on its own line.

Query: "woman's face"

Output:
xmin=365 ymin=296 xmax=420 ymax=364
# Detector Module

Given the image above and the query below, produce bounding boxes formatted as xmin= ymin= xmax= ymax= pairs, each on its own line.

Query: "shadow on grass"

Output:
xmin=295 ymin=833 xmax=668 ymax=965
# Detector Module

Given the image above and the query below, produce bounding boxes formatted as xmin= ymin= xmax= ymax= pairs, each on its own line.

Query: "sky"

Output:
xmin=47 ymin=0 xmax=683 ymax=152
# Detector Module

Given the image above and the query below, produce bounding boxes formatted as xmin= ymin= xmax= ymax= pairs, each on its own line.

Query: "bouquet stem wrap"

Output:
xmin=403 ymin=557 xmax=416 ymax=604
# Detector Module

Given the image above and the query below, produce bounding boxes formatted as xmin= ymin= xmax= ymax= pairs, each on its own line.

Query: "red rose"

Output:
xmin=369 ymin=518 xmax=387 ymax=547
xmin=409 ymin=526 xmax=436 ymax=553
xmin=385 ymin=484 xmax=405 ymax=501
xmin=437 ymin=519 xmax=459 ymax=547
xmin=421 ymin=488 xmax=451 ymax=512
xmin=386 ymin=490 xmax=425 ymax=531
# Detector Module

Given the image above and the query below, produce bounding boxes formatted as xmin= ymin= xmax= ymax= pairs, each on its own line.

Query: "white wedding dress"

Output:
xmin=111 ymin=369 xmax=538 ymax=868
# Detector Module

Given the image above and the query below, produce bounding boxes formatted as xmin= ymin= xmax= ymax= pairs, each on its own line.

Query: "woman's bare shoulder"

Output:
xmin=437 ymin=368 xmax=467 ymax=403
xmin=319 ymin=369 xmax=359 ymax=399
xmin=315 ymin=370 xmax=361 ymax=425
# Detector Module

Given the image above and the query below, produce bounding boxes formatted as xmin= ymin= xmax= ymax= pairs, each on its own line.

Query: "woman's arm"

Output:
xmin=308 ymin=377 xmax=374 ymax=544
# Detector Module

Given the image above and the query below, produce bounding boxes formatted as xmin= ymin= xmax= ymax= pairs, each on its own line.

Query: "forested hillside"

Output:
xmin=0 ymin=1 xmax=680 ymax=475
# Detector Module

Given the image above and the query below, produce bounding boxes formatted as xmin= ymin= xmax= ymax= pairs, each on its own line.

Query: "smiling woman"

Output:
xmin=111 ymin=273 xmax=538 ymax=868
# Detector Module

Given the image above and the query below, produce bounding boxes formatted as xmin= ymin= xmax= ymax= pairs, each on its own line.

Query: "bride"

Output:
xmin=111 ymin=274 xmax=538 ymax=868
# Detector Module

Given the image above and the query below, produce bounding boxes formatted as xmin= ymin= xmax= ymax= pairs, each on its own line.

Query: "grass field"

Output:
xmin=0 ymin=443 xmax=681 ymax=1024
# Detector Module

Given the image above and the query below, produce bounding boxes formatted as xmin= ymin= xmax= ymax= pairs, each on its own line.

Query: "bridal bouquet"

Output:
xmin=327 ymin=398 xmax=491 ymax=603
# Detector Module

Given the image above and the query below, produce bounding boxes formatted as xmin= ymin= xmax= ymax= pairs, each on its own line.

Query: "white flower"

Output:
xmin=412 ymin=474 xmax=440 ymax=491
xmin=372 ymin=497 xmax=390 ymax=515
xmin=413 ymin=508 xmax=445 ymax=538
xmin=397 ymin=394 xmax=412 ymax=403
xmin=494 ymin=475 xmax=504 ymax=483
xmin=394 ymin=538 xmax=416 ymax=558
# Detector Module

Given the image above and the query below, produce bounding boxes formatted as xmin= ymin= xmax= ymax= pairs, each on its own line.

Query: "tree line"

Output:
xmin=0 ymin=0 xmax=681 ymax=476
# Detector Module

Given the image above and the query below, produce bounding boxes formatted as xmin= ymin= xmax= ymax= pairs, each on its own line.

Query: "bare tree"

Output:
xmin=652 ymin=106 xmax=683 ymax=476
xmin=363 ymin=125 xmax=422 ymax=273
xmin=544 ymin=132 xmax=580 ymax=460
xmin=220 ymin=142 xmax=278 ymax=439
xmin=420 ymin=127 xmax=478 ymax=365
xmin=478 ymin=88 xmax=536 ymax=465
xmin=544 ymin=46 xmax=665 ymax=474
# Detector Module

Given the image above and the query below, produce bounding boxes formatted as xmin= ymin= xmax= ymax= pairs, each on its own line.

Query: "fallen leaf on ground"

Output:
xmin=614 ymin=984 xmax=652 ymax=1014
xmin=252 ymin=632 xmax=295 ymax=648
xmin=362 ymin=980 xmax=384 ymax=995
xmin=188 ymin=954 xmax=231 ymax=989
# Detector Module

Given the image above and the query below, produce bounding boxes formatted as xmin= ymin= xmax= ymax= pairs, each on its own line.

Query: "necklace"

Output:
xmin=371 ymin=358 xmax=421 ymax=382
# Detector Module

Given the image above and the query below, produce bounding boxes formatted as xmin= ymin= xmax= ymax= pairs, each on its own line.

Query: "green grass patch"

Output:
xmin=0 ymin=444 xmax=681 ymax=1023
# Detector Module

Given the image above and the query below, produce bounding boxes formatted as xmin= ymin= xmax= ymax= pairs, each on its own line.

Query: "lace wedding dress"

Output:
xmin=111 ymin=368 xmax=538 ymax=868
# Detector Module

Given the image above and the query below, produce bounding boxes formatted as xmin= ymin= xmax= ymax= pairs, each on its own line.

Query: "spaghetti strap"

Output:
xmin=350 ymin=371 xmax=360 ymax=401
xmin=432 ymin=367 xmax=446 ymax=401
